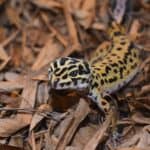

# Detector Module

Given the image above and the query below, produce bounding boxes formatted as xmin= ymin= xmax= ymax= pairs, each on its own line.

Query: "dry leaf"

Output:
xmin=0 ymin=45 xmax=9 ymax=60
xmin=41 ymin=12 xmax=68 ymax=47
xmin=6 ymin=6 xmax=21 ymax=28
xmin=0 ymin=79 xmax=37 ymax=137
xmin=0 ymin=144 xmax=23 ymax=150
xmin=56 ymin=99 xmax=90 ymax=150
xmin=118 ymin=125 xmax=150 ymax=150
xmin=32 ymin=38 xmax=61 ymax=71
xmin=0 ymin=114 xmax=32 ymax=137
xmin=0 ymin=57 xmax=10 ymax=71
xmin=74 ymin=0 xmax=96 ymax=29
xmin=31 ymin=0 xmax=62 ymax=9
xmin=10 ymin=46 xmax=22 ymax=67
xmin=83 ymin=109 xmax=114 ymax=150
xmin=131 ymin=112 xmax=150 ymax=125
xmin=63 ymin=0 xmax=80 ymax=48
xmin=0 ymin=81 xmax=24 ymax=92
xmin=29 ymin=104 xmax=52 ymax=131
xmin=129 ymin=20 xmax=141 ymax=41
xmin=4 ymin=72 xmax=20 ymax=81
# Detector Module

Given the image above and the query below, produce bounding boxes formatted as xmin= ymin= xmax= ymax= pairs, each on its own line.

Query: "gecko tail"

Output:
xmin=107 ymin=21 xmax=126 ymax=39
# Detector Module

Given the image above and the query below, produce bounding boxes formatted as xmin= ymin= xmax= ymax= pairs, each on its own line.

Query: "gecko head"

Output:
xmin=48 ymin=57 xmax=92 ymax=90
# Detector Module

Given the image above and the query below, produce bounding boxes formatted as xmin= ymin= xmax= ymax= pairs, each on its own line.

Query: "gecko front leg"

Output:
xmin=88 ymin=87 xmax=110 ymax=113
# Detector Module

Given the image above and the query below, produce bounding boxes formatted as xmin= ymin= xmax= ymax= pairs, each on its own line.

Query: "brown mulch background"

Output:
xmin=0 ymin=0 xmax=149 ymax=150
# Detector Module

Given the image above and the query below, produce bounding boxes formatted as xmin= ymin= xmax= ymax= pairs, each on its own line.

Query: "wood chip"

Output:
xmin=31 ymin=0 xmax=62 ymax=9
xmin=41 ymin=12 xmax=68 ymax=47
xmin=74 ymin=0 xmax=96 ymax=29
xmin=56 ymin=99 xmax=90 ymax=150
xmin=83 ymin=109 xmax=114 ymax=150
xmin=32 ymin=38 xmax=61 ymax=71
xmin=63 ymin=0 xmax=80 ymax=49
xmin=0 ymin=79 xmax=37 ymax=137
xmin=0 ymin=81 xmax=24 ymax=92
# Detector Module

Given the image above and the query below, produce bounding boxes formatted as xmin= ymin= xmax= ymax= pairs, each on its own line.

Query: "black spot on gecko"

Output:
xmin=101 ymin=79 xmax=104 ymax=85
xmin=53 ymin=61 xmax=58 ymax=68
xmin=123 ymin=66 xmax=126 ymax=70
xmin=91 ymin=82 xmax=98 ymax=89
xmin=62 ymin=74 xmax=68 ymax=79
xmin=55 ymin=67 xmax=67 ymax=76
xmin=95 ymin=67 xmax=101 ymax=71
xmin=119 ymin=67 xmax=124 ymax=79
xmin=109 ymin=76 xmax=117 ymax=83
xmin=120 ymin=41 xmax=126 ymax=45
xmin=95 ymin=75 xmax=98 ymax=80
xmin=128 ymin=43 xmax=134 ymax=54
xmin=118 ymin=60 xmax=124 ymax=65
xmin=113 ymin=68 xmax=118 ymax=73
xmin=79 ymin=65 xmax=85 ymax=75
xmin=109 ymin=59 xmax=113 ymax=63
xmin=102 ymin=62 xmax=107 ymax=65
xmin=81 ymin=78 xmax=87 ymax=83
xmin=68 ymin=65 xmax=76 ymax=70
xmin=117 ymin=56 xmax=121 ymax=59
xmin=84 ymin=62 xmax=90 ymax=74
xmin=133 ymin=52 xmax=137 ymax=58
xmin=99 ymin=49 xmax=103 ymax=52
xmin=105 ymin=66 xmax=111 ymax=74
xmin=111 ymin=63 xmax=118 ymax=67
xmin=102 ymin=73 xmax=107 ymax=77
xmin=123 ymin=54 xmax=128 ymax=64
xmin=114 ymin=31 xmax=121 ymax=36
xmin=79 ymin=63 xmax=90 ymax=75
xmin=105 ymin=79 xmax=108 ymax=83
xmin=111 ymin=53 xmax=116 ymax=56
xmin=131 ymin=63 xmax=137 ymax=69
xmin=54 ymin=68 xmax=60 ymax=74
xmin=60 ymin=58 xmax=67 ymax=65
xmin=117 ymin=47 xmax=122 ymax=51
xmin=129 ymin=58 xmax=133 ymax=62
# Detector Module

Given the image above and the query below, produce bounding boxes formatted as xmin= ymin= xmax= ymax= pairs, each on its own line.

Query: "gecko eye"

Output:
xmin=69 ymin=70 xmax=78 ymax=77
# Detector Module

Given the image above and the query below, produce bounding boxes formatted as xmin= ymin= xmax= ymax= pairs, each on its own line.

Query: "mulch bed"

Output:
xmin=0 ymin=0 xmax=149 ymax=150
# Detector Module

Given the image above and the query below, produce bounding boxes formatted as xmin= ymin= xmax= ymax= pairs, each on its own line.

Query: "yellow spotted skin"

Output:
xmin=48 ymin=23 xmax=140 ymax=113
